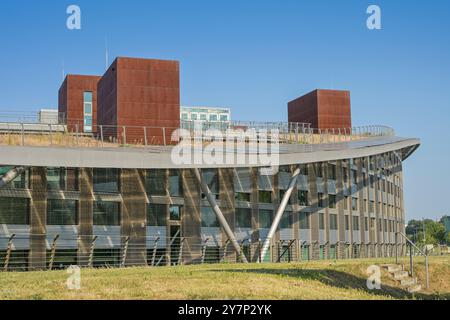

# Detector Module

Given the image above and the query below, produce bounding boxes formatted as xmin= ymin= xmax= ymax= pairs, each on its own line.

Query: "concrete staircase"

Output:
xmin=381 ymin=264 xmax=422 ymax=293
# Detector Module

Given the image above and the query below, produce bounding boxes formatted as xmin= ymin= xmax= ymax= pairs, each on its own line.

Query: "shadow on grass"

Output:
xmin=208 ymin=267 xmax=449 ymax=300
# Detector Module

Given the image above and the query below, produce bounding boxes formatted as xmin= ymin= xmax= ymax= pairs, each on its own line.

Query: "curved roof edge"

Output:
xmin=0 ymin=137 xmax=420 ymax=169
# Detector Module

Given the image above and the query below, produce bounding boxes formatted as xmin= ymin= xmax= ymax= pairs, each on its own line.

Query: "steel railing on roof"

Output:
xmin=0 ymin=116 xmax=395 ymax=148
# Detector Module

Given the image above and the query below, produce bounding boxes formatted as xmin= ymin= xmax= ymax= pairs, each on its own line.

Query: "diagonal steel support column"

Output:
xmin=192 ymin=168 xmax=248 ymax=263
xmin=260 ymin=166 xmax=301 ymax=262
xmin=0 ymin=167 xmax=26 ymax=189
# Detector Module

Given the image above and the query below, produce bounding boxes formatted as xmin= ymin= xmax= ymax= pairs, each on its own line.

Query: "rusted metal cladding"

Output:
xmin=98 ymin=57 xmax=180 ymax=145
xmin=58 ymin=75 xmax=101 ymax=133
xmin=288 ymin=89 xmax=351 ymax=130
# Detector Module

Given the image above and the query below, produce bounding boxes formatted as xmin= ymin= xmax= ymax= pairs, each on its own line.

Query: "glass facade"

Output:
xmin=0 ymin=197 xmax=29 ymax=225
xmin=169 ymin=205 xmax=181 ymax=221
xmin=93 ymin=168 xmax=119 ymax=193
xmin=259 ymin=210 xmax=272 ymax=229
xmin=147 ymin=204 xmax=167 ymax=226
xmin=168 ymin=170 xmax=182 ymax=197
xmin=93 ymin=201 xmax=120 ymax=225
xmin=146 ymin=170 xmax=166 ymax=196
xmin=47 ymin=199 xmax=78 ymax=225
xmin=47 ymin=167 xmax=66 ymax=191
xmin=235 ymin=208 xmax=252 ymax=228
xmin=201 ymin=206 xmax=219 ymax=228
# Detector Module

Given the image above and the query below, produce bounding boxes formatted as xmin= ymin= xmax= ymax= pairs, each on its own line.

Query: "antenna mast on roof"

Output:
xmin=62 ymin=60 xmax=65 ymax=81
xmin=105 ymin=37 xmax=109 ymax=71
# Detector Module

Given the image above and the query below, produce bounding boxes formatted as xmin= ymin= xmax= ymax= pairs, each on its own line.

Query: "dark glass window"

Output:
xmin=202 ymin=169 xmax=219 ymax=195
xmin=329 ymin=194 xmax=337 ymax=209
xmin=47 ymin=199 xmax=78 ymax=225
xmin=365 ymin=217 xmax=369 ymax=231
xmin=352 ymin=197 xmax=358 ymax=211
xmin=169 ymin=205 xmax=182 ymax=221
xmin=318 ymin=193 xmax=324 ymax=208
xmin=93 ymin=168 xmax=119 ymax=193
xmin=0 ymin=197 xmax=29 ymax=225
xmin=351 ymin=170 xmax=357 ymax=184
xmin=147 ymin=204 xmax=167 ymax=226
xmin=330 ymin=214 xmax=338 ymax=230
xmin=146 ymin=170 xmax=166 ymax=196
xmin=328 ymin=164 xmax=336 ymax=180
xmin=168 ymin=170 xmax=182 ymax=197
xmin=353 ymin=216 xmax=360 ymax=231
xmin=235 ymin=193 xmax=251 ymax=202
xmin=298 ymin=190 xmax=308 ymax=206
xmin=300 ymin=164 xmax=308 ymax=176
xmin=258 ymin=191 xmax=272 ymax=203
xmin=93 ymin=201 xmax=120 ymax=226
xmin=201 ymin=207 xmax=219 ymax=228
xmin=259 ymin=210 xmax=272 ymax=229
xmin=316 ymin=163 xmax=323 ymax=178
xmin=344 ymin=196 xmax=349 ymax=210
xmin=345 ymin=215 xmax=350 ymax=230
xmin=299 ymin=213 xmax=310 ymax=229
xmin=47 ymin=167 xmax=66 ymax=191
xmin=235 ymin=208 xmax=252 ymax=228
xmin=280 ymin=213 xmax=292 ymax=229
xmin=318 ymin=213 xmax=324 ymax=230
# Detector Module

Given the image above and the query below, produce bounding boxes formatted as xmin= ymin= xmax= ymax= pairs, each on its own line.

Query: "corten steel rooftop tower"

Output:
xmin=288 ymin=89 xmax=351 ymax=130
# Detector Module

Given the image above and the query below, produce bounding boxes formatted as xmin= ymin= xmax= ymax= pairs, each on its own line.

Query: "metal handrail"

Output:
xmin=0 ymin=118 xmax=396 ymax=148
xmin=395 ymin=231 xmax=429 ymax=289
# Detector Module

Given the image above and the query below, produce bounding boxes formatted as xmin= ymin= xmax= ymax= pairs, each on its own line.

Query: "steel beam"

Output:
xmin=260 ymin=166 xmax=301 ymax=261
xmin=0 ymin=166 xmax=26 ymax=189
xmin=192 ymin=168 xmax=248 ymax=263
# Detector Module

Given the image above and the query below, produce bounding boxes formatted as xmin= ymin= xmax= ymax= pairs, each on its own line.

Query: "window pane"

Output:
xmin=84 ymin=103 xmax=92 ymax=114
xmin=235 ymin=193 xmax=251 ymax=202
xmin=47 ymin=200 xmax=77 ymax=225
xmin=202 ymin=169 xmax=219 ymax=195
xmin=298 ymin=190 xmax=308 ymax=206
xmin=299 ymin=213 xmax=310 ymax=229
xmin=0 ymin=198 xmax=29 ymax=225
xmin=169 ymin=170 xmax=182 ymax=197
xmin=169 ymin=205 xmax=181 ymax=221
xmin=318 ymin=213 xmax=324 ymax=230
xmin=329 ymin=194 xmax=336 ymax=209
xmin=83 ymin=91 xmax=93 ymax=103
xmin=280 ymin=213 xmax=292 ymax=229
xmin=330 ymin=214 xmax=338 ymax=230
xmin=93 ymin=168 xmax=119 ymax=193
xmin=93 ymin=201 xmax=120 ymax=225
xmin=235 ymin=208 xmax=252 ymax=228
xmin=146 ymin=170 xmax=166 ymax=196
xmin=47 ymin=167 xmax=66 ymax=191
xmin=258 ymin=191 xmax=272 ymax=203
xmin=318 ymin=193 xmax=324 ymax=208
xmin=259 ymin=210 xmax=272 ymax=229
xmin=147 ymin=204 xmax=166 ymax=226
xmin=201 ymin=207 xmax=219 ymax=228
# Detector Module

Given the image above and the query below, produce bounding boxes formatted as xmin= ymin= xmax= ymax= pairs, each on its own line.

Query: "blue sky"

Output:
xmin=0 ymin=0 xmax=449 ymax=220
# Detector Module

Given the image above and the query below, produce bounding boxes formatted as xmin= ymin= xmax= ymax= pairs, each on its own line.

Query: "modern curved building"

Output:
xmin=0 ymin=57 xmax=420 ymax=271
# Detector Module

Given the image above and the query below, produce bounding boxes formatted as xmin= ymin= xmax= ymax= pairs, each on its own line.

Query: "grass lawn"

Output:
xmin=0 ymin=256 xmax=449 ymax=300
